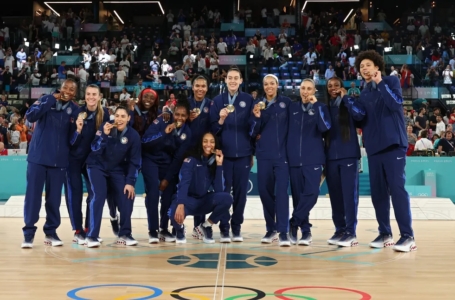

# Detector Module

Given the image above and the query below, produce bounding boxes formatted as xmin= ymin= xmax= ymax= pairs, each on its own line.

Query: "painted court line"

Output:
xmin=220 ymin=243 xmax=227 ymax=300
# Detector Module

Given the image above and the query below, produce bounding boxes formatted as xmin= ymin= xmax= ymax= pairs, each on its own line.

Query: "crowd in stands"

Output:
xmin=1 ymin=4 xmax=455 ymax=156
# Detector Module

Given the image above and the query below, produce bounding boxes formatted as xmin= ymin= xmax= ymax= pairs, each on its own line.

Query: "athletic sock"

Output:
xmin=203 ymin=220 xmax=212 ymax=227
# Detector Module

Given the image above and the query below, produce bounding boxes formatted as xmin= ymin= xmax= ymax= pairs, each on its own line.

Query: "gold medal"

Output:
xmin=226 ymin=104 xmax=235 ymax=113
xmin=193 ymin=108 xmax=201 ymax=114
xmin=176 ymin=121 xmax=183 ymax=128
xmin=258 ymin=102 xmax=266 ymax=110
xmin=78 ymin=112 xmax=87 ymax=120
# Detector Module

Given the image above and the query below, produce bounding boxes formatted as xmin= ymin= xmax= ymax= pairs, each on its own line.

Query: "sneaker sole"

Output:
xmin=298 ymin=240 xmax=312 ymax=246
xmin=148 ymin=238 xmax=160 ymax=244
xmin=232 ymin=237 xmax=243 ymax=242
xmin=338 ymin=241 xmax=359 ymax=247
xmin=279 ymin=241 xmax=291 ymax=247
xmin=393 ymin=244 xmax=417 ymax=252
xmin=21 ymin=243 xmax=33 ymax=248
xmin=369 ymin=241 xmax=395 ymax=248
xmin=220 ymin=238 xmax=231 ymax=243
xmin=203 ymin=238 xmax=215 ymax=244
xmin=261 ymin=236 xmax=278 ymax=243
xmin=159 ymin=235 xmax=176 ymax=242
xmin=116 ymin=240 xmax=138 ymax=246
xmin=176 ymin=239 xmax=187 ymax=244
xmin=327 ymin=239 xmax=340 ymax=245
xmin=87 ymin=242 xmax=101 ymax=248
xmin=73 ymin=238 xmax=86 ymax=245
xmin=44 ymin=241 xmax=63 ymax=247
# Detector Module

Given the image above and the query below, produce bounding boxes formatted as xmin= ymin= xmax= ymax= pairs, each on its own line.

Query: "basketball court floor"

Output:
xmin=0 ymin=218 xmax=453 ymax=299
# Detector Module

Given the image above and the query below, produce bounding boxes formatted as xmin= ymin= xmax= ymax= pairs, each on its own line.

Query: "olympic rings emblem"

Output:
xmin=67 ymin=284 xmax=372 ymax=300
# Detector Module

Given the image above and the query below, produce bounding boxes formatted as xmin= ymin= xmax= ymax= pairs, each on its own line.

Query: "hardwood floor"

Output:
xmin=0 ymin=218 xmax=453 ymax=299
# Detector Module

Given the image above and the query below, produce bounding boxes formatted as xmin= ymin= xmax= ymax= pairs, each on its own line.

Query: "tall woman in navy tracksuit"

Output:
xmin=170 ymin=132 xmax=233 ymax=244
xmin=141 ymin=96 xmax=192 ymax=243
xmin=287 ymin=78 xmax=331 ymax=246
xmin=209 ymin=67 xmax=255 ymax=243
xmin=324 ymin=77 xmax=360 ymax=247
xmin=251 ymin=74 xmax=291 ymax=247
xmin=350 ymin=50 xmax=416 ymax=252
xmin=67 ymin=84 xmax=109 ymax=244
xmin=188 ymin=75 xmax=212 ymax=239
xmin=85 ymin=104 xmax=141 ymax=248
xmin=22 ymin=79 xmax=80 ymax=248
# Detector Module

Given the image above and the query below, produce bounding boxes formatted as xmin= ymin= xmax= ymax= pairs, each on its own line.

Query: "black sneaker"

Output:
xmin=159 ymin=228 xmax=176 ymax=242
xmin=220 ymin=231 xmax=231 ymax=243
xmin=111 ymin=215 xmax=119 ymax=236
xmin=261 ymin=231 xmax=278 ymax=244
xmin=175 ymin=226 xmax=186 ymax=244
xmin=117 ymin=235 xmax=138 ymax=246
xmin=289 ymin=219 xmax=298 ymax=245
xmin=298 ymin=232 xmax=312 ymax=246
xmin=148 ymin=230 xmax=159 ymax=244
xmin=21 ymin=234 xmax=34 ymax=248
xmin=197 ymin=224 xmax=214 ymax=244
xmin=44 ymin=234 xmax=63 ymax=247
xmin=327 ymin=231 xmax=345 ymax=245
xmin=278 ymin=232 xmax=291 ymax=247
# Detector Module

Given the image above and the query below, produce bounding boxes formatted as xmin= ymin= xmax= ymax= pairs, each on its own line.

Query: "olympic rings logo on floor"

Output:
xmin=66 ymin=284 xmax=372 ymax=300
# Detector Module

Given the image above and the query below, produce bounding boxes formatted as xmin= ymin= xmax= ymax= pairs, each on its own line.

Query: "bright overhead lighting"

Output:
xmin=343 ymin=9 xmax=354 ymax=23
xmin=44 ymin=2 xmax=91 ymax=17
xmin=104 ymin=1 xmax=165 ymax=15
xmin=301 ymin=1 xmax=308 ymax=12
xmin=113 ymin=10 xmax=124 ymax=24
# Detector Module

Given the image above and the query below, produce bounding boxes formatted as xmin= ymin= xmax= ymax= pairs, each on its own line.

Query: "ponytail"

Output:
xmin=95 ymin=98 xmax=104 ymax=130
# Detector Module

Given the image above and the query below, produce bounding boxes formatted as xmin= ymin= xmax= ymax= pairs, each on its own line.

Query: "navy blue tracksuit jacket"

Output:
xmin=349 ymin=76 xmax=414 ymax=237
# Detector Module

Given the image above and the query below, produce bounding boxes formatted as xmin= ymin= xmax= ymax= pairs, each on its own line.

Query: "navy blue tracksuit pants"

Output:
xmin=368 ymin=147 xmax=413 ymax=237
xmin=66 ymin=160 xmax=118 ymax=232
xmin=141 ymin=159 xmax=177 ymax=232
xmin=170 ymin=192 xmax=233 ymax=228
xmin=289 ymin=165 xmax=322 ymax=233
xmin=257 ymin=159 xmax=290 ymax=233
xmin=325 ymin=158 xmax=359 ymax=235
xmin=86 ymin=168 xmax=134 ymax=238
xmin=23 ymin=162 xmax=66 ymax=236
xmin=65 ymin=159 xmax=92 ymax=232
xmin=220 ymin=156 xmax=251 ymax=233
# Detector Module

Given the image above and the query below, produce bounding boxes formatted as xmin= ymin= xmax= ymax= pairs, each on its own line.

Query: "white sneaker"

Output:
xmin=117 ymin=235 xmax=138 ymax=246
xmin=297 ymin=232 xmax=312 ymax=246
xmin=393 ymin=236 xmax=417 ymax=252
xmin=44 ymin=234 xmax=63 ymax=247
xmin=86 ymin=237 xmax=101 ymax=248
xmin=369 ymin=234 xmax=394 ymax=248
xmin=148 ymin=231 xmax=159 ymax=243
xmin=232 ymin=232 xmax=243 ymax=242
xmin=327 ymin=232 xmax=344 ymax=245
xmin=21 ymin=235 xmax=34 ymax=248
xmin=220 ymin=231 xmax=231 ymax=243
xmin=192 ymin=227 xmax=203 ymax=240
xmin=261 ymin=231 xmax=277 ymax=244
xmin=337 ymin=233 xmax=358 ymax=247
xmin=73 ymin=233 xmax=86 ymax=245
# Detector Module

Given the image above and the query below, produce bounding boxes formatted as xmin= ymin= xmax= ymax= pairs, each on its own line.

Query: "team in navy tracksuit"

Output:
xmin=348 ymin=63 xmax=416 ymax=251
xmin=324 ymin=77 xmax=361 ymax=247
xmin=188 ymin=89 xmax=212 ymax=236
xmin=85 ymin=110 xmax=141 ymax=247
xmin=169 ymin=138 xmax=233 ymax=244
xmin=21 ymin=80 xmax=80 ymax=248
xmin=287 ymin=80 xmax=331 ymax=245
xmin=67 ymin=89 xmax=110 ymax=244
xmin=141 ymin=101 xmax=192 ymax=243
xmin=251 ymin=77 xmax=292 ymax=246
xmin=210 ymin=85 xmax=254 ymax=242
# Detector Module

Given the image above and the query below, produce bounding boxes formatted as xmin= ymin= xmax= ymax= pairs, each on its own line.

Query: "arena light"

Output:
xmin=104 ymin=1 xmax=165 ymax=15
xmin=301 ymin=1 xmax=308 ymax=12
xmin=55 ymin=43 xmax=60 ymax=49
xmin=113 ymin=10 xmax=124 ymax=24
xmin=44 ymin=2 xmax=91 ymax=17
xmin=343 ymin=9 xmax=354 ymax=23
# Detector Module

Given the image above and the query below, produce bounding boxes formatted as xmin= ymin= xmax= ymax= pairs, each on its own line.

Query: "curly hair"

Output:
xmin=354 ymin=50 xmax=385 ymax=73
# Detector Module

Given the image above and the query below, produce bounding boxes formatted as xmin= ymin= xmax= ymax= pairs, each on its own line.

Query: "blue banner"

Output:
xmin=218 ymin=55 xmax=247 ymax=66
xmin=221 ymin=23 xmax=245 ymax=32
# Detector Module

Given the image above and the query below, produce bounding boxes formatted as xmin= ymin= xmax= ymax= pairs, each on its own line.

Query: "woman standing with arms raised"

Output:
xmin=324 ymin=77 xmax=361 ymax=247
